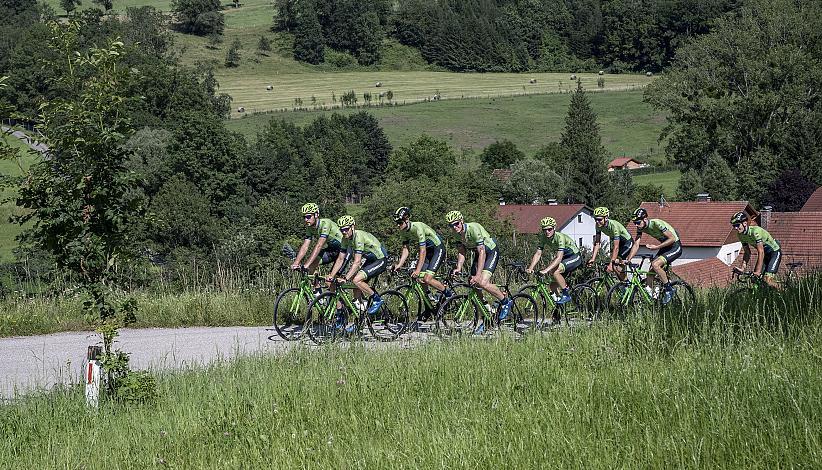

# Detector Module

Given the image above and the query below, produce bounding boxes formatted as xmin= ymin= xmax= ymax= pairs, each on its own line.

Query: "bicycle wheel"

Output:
xmin=504 ymin=292 xmax=539 ymax=333
xmin=564 ymin=284 xmax=598 ymax=325
xmin=604 ymin=281 xmax=641 ymax=320
xmin=397 ymin=284 xmax=424 ymax=322
xmin=516 ymin=285 xmax=547 ymax=328
xmin=437 ymin=294 xmax=478 ymax=336
xmin=366 ymin=290 xmax=409 ymax=341
xmin=306 ymin=292 xmax=349 ymax=345
xmin=273 ymin=287 xmax=310 ymax=341
xmin=665 ymin=280 xmax=696 ymax=309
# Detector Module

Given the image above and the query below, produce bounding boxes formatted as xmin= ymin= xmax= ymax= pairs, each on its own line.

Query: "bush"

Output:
xmin=171 ymin=0 xmax=224 ymax=36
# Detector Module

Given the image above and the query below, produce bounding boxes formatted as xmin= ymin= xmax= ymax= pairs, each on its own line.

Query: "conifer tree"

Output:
xmin=560 ymin=81 xmax=610 ymax=206
xmin=292 ymin=0 xmax=324 ymax=64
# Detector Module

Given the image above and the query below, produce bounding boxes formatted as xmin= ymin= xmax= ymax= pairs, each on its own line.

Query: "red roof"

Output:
xmin=608 ymin=157 xmax=641 ymax=168
xmin=672 ymin=258 xmax=733 ymax=288
xmin=800 ymin=187 xmax=822 ymax=212
xmin=496 ymin=204 xmax=588 ymax=234
xmin=628 ymin=201 xmax=758 ymax=247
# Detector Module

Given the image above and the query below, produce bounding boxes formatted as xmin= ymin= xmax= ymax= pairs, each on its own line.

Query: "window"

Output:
xmin=726 ymin=253 xmax=732 ymax=264
xmin=579 ymin=237 xmax=583 ymax=247
xmin=578 ymin=214 xmax=583 ymax=223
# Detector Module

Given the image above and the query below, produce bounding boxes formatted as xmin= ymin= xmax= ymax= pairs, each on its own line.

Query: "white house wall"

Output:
xmin=559 ymin=210 xmax=598 ymax=250
xmin=632 ymin=246 xmax=721 ymax=266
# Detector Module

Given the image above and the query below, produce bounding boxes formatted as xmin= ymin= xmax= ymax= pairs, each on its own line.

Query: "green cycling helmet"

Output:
xmin=301 ymin=203 xmax=319 ymax=215
xmin=445 ymin=210 xmax=463 ymax=224
xmin=337 ymin=215 xmax=355 ymax=228
xmin=593 ymin=207 xmax=609 ymax=217
xmin=540 ymin=217 xmax=557 ymax=228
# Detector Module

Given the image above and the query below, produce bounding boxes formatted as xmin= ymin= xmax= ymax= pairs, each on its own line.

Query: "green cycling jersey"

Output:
xmin=304 ymin=218 xmax=343 ymax=248
xmin=459 ymin=222 xmax=497 ymax=251
xmin=597 ymin=219 xmax=631 ymax=243
xmin=342 ymin=230 xmax=386 ymax=260
xmin=738 ymin=225 xmax=780 ymax=253
xmin=539 ymin=231 xmax=580 ymax=255
xmin=638 ymin=218 xmax=679 ymax=242
xmin=401 ymin=221 xmax=442 ymax=247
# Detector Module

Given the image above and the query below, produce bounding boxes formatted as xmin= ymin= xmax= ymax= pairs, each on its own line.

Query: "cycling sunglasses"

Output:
xmin=449 ymin=221 xmax=461 ymax=228
xmin=594 ymin=217 xmax=605 ymax=223
xmin=732 ymin=223 xmax=743 ymax=229
xmin=304 ymin=214 xmax=314 ymax=220
xmin=340 ymin=226 xmax=353 ymax=233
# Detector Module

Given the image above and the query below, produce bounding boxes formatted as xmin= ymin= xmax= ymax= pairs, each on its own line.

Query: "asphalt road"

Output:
xmin=0 ymin=326 xmax=298 ymax=399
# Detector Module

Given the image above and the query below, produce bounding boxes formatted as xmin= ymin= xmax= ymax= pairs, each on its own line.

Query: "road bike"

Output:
xmin=304 ymin=278 xmax=408 ymax=344
xmin=517 ymin=271 xmax=598 ymax=328
xmin=603 ymin=254 xmax=695 ymax=318
xmin=272 ymin=268 xmax=321 ymax=341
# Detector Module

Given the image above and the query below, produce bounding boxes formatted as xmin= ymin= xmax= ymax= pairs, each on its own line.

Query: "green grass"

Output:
xmin=635 ymin=169 xmax=681 ymax=195
xmin=228 ymin=89 xmax=666 ymax=157
xmin=0 ymin=137 xmax=36 ymax=262
xmin=1 ymin=324 xmax=820 ymax=467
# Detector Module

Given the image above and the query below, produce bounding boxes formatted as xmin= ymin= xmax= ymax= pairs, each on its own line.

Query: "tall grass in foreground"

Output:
xmin=2 ymin=318 xmax=821 ymax=467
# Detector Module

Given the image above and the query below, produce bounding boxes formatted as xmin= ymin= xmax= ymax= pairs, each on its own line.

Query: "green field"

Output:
xmin=635 ymin=169 xmax=682 ymax=195
xmin=0 ymin=137 xmax=35 ymax=262
xmin=228 ymin=89 xmax=667 ymax=157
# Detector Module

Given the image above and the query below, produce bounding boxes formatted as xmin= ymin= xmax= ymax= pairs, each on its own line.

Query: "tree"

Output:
xmin=675 ymin=169 xmax=704 ymax=201
xmin=764 ymin=168 xmax=818 ymax=212
xmin=59 ymin=0 xmax=80 ymax=15
xmin=292 ymin=0 xmax=323 ymax=64
xmin=91 ymin=0 xmax=112 ymax=11
xmin=561 ymin=81 xmax=611 ymax=206
xmin=701 ymin=153 xmax=736 ymax=201
xmin=257 ymin=35 xmax=271 ymax=55
xmin=225 ymin=37 xmax=241 ymax=67
xmin=503 ymin=158 xmax=565 ymax=204
xmin=388 ymin=135 xmax=455 ymax=181
xmin=170 ymin=0 xmax=224 ymax=35
xmin=645 ymin=0 xmax=822 ymax=206
xmin=150 ymin=175 xmax=223 ymax=252
xmin=122 ymin=7 xmax=173 ymax=55
xmin=480 ymin=139 xmax=524 ymax=170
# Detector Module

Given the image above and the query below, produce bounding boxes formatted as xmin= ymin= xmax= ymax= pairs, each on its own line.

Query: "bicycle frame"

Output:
xmin=312 ymin=282 xmax=362 ymax=323
xmin=615 ymin=256 xmax=656 ymax=306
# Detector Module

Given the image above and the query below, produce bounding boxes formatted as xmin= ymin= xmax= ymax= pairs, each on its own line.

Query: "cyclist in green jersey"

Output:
xmin=445 ymin=210 xmax=512 ymax=330
xmin=525 ymin=217 xmax=581 ymax=304
xmin=293 ymin=203 xmax=345 ymax=272
xmin=588 ymin=206 xmax=632 ymax=282
xmin=730 ymin=211 xmax=781 ymax=289
xmin=625 ymin=208 xmax=682 ymax=304
xmin=391 ymin=207 xmax=453 ymax=300
xmin=327 ymin=215 xmax=389 ymax=319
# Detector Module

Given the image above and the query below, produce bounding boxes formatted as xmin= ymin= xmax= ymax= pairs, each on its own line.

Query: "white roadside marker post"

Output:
xmin=85 ymin=345 xmax=102 ymax=409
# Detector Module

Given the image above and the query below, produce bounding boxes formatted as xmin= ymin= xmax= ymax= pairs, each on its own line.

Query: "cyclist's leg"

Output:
xmin=762 ymin=250 xmax=782 ymax=289
xmin=473 ymin=246 xmax=505 ymax=301
xmin=615 ymin=241 xmax=633 ymax=281
xmin=653 ymin=241 xmax=682 ymax=285
xmin=422 ymin=244 xmax=447 ymax=292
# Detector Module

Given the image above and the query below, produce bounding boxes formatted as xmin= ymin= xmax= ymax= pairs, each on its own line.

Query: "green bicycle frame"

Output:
xmin=617 ymin=268 xmax=655 ymax=305
xmin=314 ymin=284 xmax=362 ymax=322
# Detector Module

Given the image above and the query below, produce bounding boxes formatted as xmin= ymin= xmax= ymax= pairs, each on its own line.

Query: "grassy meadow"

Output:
xmin=635 ymin=168 xmax=682 ymax=195
xmin=228 ymin=89 xmax=667 ymax=158
xmin=0 ymin=136 xmax=35 ymax=262
xmin=1 ymin=316 xmax=820 ymax=467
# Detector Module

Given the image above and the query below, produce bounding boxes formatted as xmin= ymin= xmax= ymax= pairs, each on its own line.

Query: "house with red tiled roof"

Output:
xmin=496 ymin=203 xmax=597 ymax=249
xmin=800 ymin=187 xmax=822 ymax=212
xmin=607 ymin=157 xmax=648 ymax=172
xmin=490 ymin=168 xmax=512 ymax=183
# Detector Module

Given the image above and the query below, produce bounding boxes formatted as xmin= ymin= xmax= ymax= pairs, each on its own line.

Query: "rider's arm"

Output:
xmin=544 ymin=251 xmax=563 ymax=272
xmin=527 ymin=249 xmax=542 ymax=271
xmin=455 ymin=244 xmax=467 ymax=271
xmin=294 ymin=238 xmax=311 ymax=265
xmin=414 ymin=245 xmax=427 ymax=274
xmin=753 ymin=242 xmax=765 ymax=274
xmin=328 ymin=251 xmax=346 ymax=279
xmin=589 ymin=233 xmax=601 ymax=263
xmin=343 ymin=253 xmax=363 ymax=281
xmin=395 ymin=244 xmax=410 ymax=269
xmin=625 ymin=233 xmax=642 ymax=261
xmin=304 ymin=236 xmax=328 ymax=267
xmin=654 ymin=230 xmax=675 ymax=249
xmin=473 ymin=245 xmax=486 ymax=277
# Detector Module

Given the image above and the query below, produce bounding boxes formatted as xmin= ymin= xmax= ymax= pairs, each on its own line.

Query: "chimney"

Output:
xmin=546 ymin=199 xmax=558 ymax=206
xmin=696 ymin=193 xmax=711 ymax=202
xmin=760 ymin=205 xmax=772 ymax=229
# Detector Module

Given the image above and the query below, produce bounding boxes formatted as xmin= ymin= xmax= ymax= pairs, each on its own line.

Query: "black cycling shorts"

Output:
xmin=319 ymin=246 xmax=342 ymax=265
xmin=419 ymin=244 xmax=446 ymax=275
xmin=561 ymin=252 xmax=582 ymax=274
xmin=762 ymin=250 xmax=782 ymax=276
xmin=655 ymin=240 xmax=682 ymax=266
xmin=616 ymin=238 xmax=633 ymax=260
xmin=470 ymin=245 xmax=499 ymax=276
xmin=360 ymin=257 xmax=388 ymax=281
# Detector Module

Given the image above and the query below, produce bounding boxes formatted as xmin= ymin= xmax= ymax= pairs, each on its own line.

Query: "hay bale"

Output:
xmin=529 ymin=78 xmax=537 ymax=84
xmin=237 ymin=106 xmax=245 ymax=113
xmin=375 ymin=82 xmax=382 ymax=87
xmin=598 ymin=70 xmax=604 ymax=75
xmin=646 ymin=71 xmax=653 ymax=77
xmin=266 ymin=85 xmax=273 ymax=91
xmin=570 ymin=74 xmax=577 ymax=80
xmin=378 ymin=92 xmax=385 ymax=98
